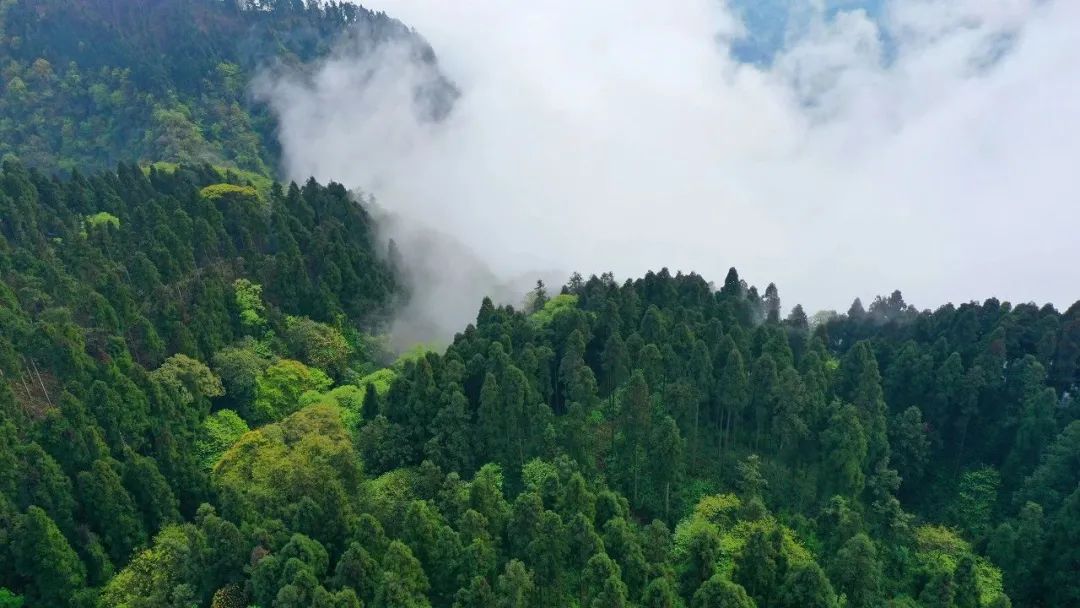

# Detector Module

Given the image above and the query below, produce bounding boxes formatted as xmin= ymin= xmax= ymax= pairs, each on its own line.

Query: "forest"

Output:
xmin=0 ymin=1 xmax=1077 ymax=607
xmin=0 ymin=158 xmax=1076 ymax=607
xmin=0 ymin=0 xmax=451 ymax=174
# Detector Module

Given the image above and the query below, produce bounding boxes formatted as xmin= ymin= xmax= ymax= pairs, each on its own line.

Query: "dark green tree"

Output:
xmin=692 ymin=575 xmax=756 ymax=608
xmin=778 ymin=562 xmax=838 ymax=608
xmin=77 ymin=458 xmax=147 ymax=564
xmin=839 ymin=341 xmax=889 ymax=470
xmin=717 ymin=347 xmax=748 ymax=453
xmin=828 ymin=533 xmax=881 ymax=608
xmin=642 ymin=577 xmax=679 ymax=608
xmin=10 ymin=507 xmax=86 ymax=608
xmin=374 ymin=541 xmax=430 ymax=608
xmin=495 ymin=559 xmax=534 ymax=608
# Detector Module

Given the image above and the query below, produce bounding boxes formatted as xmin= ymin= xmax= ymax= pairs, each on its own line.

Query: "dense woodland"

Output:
xmin=0 ymin=1 xmax=1078 ymax=608
xmin=0 ymin=0 xmax=449 ymax=174
xmin=1 ymin=159 xmax=1077 ymax=607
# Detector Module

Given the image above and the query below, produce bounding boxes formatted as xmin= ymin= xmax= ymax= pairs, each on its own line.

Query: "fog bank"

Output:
xmin=256 ymin=0 xmax=1080 ymax=341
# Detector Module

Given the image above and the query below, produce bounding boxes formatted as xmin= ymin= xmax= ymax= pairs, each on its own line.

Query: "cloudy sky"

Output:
xmin=259 ymin=0 xmax=1079 ymax=326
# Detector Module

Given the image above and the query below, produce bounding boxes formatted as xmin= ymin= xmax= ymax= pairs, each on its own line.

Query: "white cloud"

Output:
xmin=256 ymin=0 xmax=1080 ymax=340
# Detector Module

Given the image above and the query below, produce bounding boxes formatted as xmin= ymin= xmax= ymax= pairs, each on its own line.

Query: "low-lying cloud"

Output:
xmin=256 ymin=0 xmax=1080 ymax=341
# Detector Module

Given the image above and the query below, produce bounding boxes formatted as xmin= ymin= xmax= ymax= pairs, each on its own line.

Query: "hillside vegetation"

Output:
xmin=1 ymin=165 xmax=1076 ymax=605
xmin=0 ymin=1 xmax=1076 ymax=607
xmin=0 ymin=0 xmax=445 ymax=173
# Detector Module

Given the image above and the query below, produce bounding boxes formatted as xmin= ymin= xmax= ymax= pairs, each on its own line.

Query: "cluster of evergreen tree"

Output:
xmin=352 ymin=271 xmax=1077 ymax=607
xmin=0 ymin=0 xmax=452 ymax=173
xmin=3 ymin=163 xmax=1075 ymax=607
xmin=0 ymin=162 xmax=402 ymax=606
xmin=0 ymin=2 xmax=1076 ymax=607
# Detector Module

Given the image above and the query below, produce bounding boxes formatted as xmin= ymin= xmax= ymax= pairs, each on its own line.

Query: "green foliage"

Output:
xmin=913 ymin=525 xmax=1005 ymax=605
xmin=821 ymin=401 xmax=867 ymax=498
xmin=779 ymin=562 xmax=838 ymax=608
xmin=99 ymin=524 xmax=206 ymax=607
xmin=213 ymin=339 xmax=273 ymax=412
xmin=358 ymin=368 xmax=399 ymax=396
xmin=9 ymin=506 xmax=85 ymax=608
xmin=0 ymin=12 xmax=404 ymax=599
xmin=0 ymin=589 xmax=23 ymax=608
xmin=394 ymin=343 xmax=437 ymax=368
xmin=196 ymin=409 xmax=250 ymax=471
xmin=497 ymin=559 xmax=536 ymax=607
xmin=77 ymin=459 xmax=147 ymax=564
xmin=251 ymin=359 xmax=333 ymax=423
xmin=234 ymin=279 xmax=269 ymax=335
xmin=213 ymin=404 xmax=359 ymax=547
xmin=0 ymin=108 xmax=1075 ymax=608
xmin=283 ymin=315 xmax=352 ymax=378
xmin=0 ymin=0 xmax=444 ymax=174
xmin=829 ymin=533 xmax=881 ymax=608
xmin=949 ymin=467 xmax=1001 ymax=541
xmin=375 ymin=540 xmax=431 ymax=607
xmin=302 ymin=384 xmax=367 ymax=432
xmin=528 ymin=293 xmax=579 ymax=328
xmin=85 ymin=211 xmax=120 ymax=229
xmin=692 ymin=575 xmax=756 ymax=608
xmin=199 ymin=183 xmax=259 ymax=202
xmin=151 ymin=354 xmax=225 ymax=405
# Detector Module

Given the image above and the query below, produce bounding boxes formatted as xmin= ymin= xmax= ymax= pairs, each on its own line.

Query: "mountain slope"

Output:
xmin=0 ymin=0 xmax=450 ymax=173
xmin=0 ymin=161 xmax=400 ymax=606
xmin=0 ymin=2 xmax=1075 ymax=607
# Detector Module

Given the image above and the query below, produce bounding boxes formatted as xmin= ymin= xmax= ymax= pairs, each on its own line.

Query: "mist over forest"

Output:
xmin=0 ymin=2 xmax=1076 ymax=608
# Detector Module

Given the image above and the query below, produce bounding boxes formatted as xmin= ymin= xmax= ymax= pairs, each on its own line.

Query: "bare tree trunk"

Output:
xmin=17 ymin=367 xmax=34 ymax=400
xmin=29 ymin=358 xmax=52 ymax=407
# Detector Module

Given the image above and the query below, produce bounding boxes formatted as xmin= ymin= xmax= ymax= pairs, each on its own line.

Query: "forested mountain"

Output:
xmin=1 ymin=160 xmax=1076 ymax=607
xmin=0 ymin=1 xmax=1077 ymax=608
xmin=349 ymin=273 xmax=1079 ymax=608
xmin=0 ymin=160 xmax=401 ymax=607
xmin=0 ymin=0 xmax=450 ymax=173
